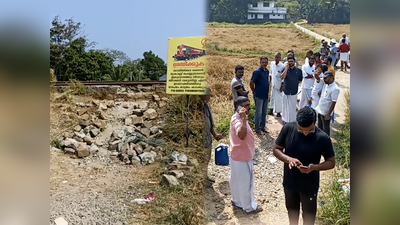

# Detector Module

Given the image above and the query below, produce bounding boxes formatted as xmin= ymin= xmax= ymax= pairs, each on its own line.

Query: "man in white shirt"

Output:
xmin=269 ymin=52 xmax=286 ymax=117
xmin=339 ymin=33 xmax=350 ymax=69
xmin=304 ymin=50 xmax=313 ymax=65
xmin=315 ymin=71 xmax=340 ymax=136
xmin=309 ymin=64 xmax=328 ymax=109
xmin=299 ymin=56 xmax=315 ymax=108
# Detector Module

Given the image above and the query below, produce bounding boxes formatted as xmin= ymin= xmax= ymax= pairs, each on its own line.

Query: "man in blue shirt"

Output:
xmin=250 ymin=56 xmax=270 ymax=135
xmin=327 ymin=39 xmax=338 ymax=70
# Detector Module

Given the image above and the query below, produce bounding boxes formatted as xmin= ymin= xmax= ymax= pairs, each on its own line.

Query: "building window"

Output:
xmin=277 ymin=14 xmax=280 ymax=16
xmin=263 ymin=2 xmax=270 ymax=7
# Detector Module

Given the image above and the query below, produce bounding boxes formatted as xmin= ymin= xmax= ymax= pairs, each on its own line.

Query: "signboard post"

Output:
xmin=166 ymin=36 xmax=207 ymax=147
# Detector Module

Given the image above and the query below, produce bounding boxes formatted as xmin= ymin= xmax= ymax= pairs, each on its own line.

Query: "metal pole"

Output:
xmin=185 ymin=95 xmax=190 ymax=148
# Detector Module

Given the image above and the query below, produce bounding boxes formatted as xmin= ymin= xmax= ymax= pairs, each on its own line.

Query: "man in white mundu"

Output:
xmin=270 ymin=52 xmax=286 ymax=117
xmin=299 ymin=56 xmax=316 ymax=108
xmin=281 ymin=56 xmax=303 ymax=124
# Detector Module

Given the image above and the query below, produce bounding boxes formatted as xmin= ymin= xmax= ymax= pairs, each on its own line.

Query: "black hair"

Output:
xmin=314 ymin=52 xmax=321 ymax=57
xmin=260 ymin=56 xmax=268 ymax=62
xmin=321 ymin=64 xmax=328 ymax=73
xmin=327 ymin=56 xmax=333 ymax=64
xmin=342 ymin=38 xmax=346 ymax=43
xmin=235 ymin=65 xmax=244 ymax=73
xmin=315 ymin=63 xmax=322 ymax=69
xmin=307 ymin=50 xmax=313 ymax=55
xmin=234 ymin=96 xmax=250 ymax=112
xmin=296 ymin=107 xmax=316 ymax=127
xmin=287 ymin=56 xmax=294 ymax=61
xmin=309 ymin=55 xmax=315 ymax=60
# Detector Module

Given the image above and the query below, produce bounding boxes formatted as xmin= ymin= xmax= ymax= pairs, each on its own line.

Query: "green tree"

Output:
xmin=207 ymin=0 xmax=258 ymax=23
xmin=140 ymin=51 xmax=166 ymax=80
xmin=50 ymin=16 xmax=114 ymax=81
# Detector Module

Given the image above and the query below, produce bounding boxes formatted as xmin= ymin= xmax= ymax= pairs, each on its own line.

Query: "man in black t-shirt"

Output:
xmin=273 ymin=107 xmax=335 ymax=225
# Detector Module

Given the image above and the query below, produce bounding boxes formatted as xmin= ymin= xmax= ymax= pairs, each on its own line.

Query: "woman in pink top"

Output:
xmin=229 ymin=96 xmax=263 ymax=214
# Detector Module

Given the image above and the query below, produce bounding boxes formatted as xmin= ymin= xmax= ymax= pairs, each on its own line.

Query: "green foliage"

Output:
xmin=207 ymin=1 xmax=350 ymax=24
xmin=104 ymin=65 xmax=129 ymax=81
xmin=50 ymin=16 xmax=166 ymax=81
xmin=318 ymin=91 xmax=350 ymax=225
xmin=334 ymin=91 xmax=350 ymax=168
xmin=67 ymin=80 xmax=88 ymax=95
xmin=140 ymin=51 xmax=167 ymax=80
xmin=318 ymin=172 xmax=351 ymax=225
xmin=207 ymin=0 xmax=258 ymax=23
xmin=50 ymin=138 xmax=62 ymax=149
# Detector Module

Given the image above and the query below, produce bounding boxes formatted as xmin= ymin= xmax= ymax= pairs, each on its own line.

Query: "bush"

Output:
xmin=318 ymin=171 xmax=351 ymax=225
xmin=50 ymin=138 xmax=62 ymax=149
xmin=318 ymin=91 xmax=350 ymax=225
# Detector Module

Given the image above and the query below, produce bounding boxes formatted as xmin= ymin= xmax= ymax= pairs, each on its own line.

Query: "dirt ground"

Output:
xmin=206 ymin=26 xmax=317 ymax=57
xmin=302 ymin=23 xmax=350 ymax=40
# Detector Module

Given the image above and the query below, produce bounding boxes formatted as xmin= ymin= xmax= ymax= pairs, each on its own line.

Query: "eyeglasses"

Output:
xmin=297 ymin=126 xmax=315 ymax=134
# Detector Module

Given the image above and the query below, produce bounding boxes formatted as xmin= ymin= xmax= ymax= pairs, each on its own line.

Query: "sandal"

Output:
xmin=231 ymin=201 xmax=242 ymax=209
xmin=261 ymin=129 xmax=269 ymax=134
xmin=246 ymin=206 xmax=264 ymax=214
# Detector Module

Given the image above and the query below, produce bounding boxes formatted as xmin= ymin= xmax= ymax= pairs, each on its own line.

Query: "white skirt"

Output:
xmin=340 ymin=52 xmax=349 ymax=62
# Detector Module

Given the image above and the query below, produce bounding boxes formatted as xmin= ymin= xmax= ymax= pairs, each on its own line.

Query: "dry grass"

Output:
xmin=207 ymin=54 xmax=262 ymax=122
xmin=206 ymin=26 xmax=317 ymax=59
xmin=132 ymin=94 xmax=208 ymax=224
xmin=302 ymin=23 xmax=350 ymax=40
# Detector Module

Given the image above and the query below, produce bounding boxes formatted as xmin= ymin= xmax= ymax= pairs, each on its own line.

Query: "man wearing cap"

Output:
xmin=315 ymin=71 xmax=340 ymax=136
xmin=327 ymin=39 xmax=338 ymax=70
xmin=273 ymin=106 xmax=335 ymax=225
xmin=203 ymin=87 xmax=222 ymax=185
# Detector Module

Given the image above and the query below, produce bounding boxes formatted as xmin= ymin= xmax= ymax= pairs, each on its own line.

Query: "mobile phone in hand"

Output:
xmin=299 ymin=165 xmax=308 ymax=169
xmin=236 ymin=105 xmax=243 ymax=113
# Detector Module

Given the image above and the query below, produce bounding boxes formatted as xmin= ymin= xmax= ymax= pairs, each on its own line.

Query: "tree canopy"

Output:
xmin=206 ymin=0 xmax=350 ymax=24
xmin=50 ymin=16 xmax=166 ymax=81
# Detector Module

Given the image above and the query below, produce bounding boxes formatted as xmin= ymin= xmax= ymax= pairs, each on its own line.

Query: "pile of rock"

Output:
xmin=160 ymin=151 xmax=199 ymax=186
xmin=57 ymin=96 xmax=167 ymax=166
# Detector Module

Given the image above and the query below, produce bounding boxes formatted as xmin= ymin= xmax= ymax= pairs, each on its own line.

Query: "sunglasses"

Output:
xmin=297 ymin=126 xmax=315 ymax=134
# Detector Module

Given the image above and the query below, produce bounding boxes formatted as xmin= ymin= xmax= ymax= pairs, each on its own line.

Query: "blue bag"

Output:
xmin=214 ymin=144 xmax=229 ymax=166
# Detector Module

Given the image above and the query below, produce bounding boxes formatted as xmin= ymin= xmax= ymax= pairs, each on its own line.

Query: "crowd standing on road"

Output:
xmin=205 ymin=32 xmax=348 ymax=223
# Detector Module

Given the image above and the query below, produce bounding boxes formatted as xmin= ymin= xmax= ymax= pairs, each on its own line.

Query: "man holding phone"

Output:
xmin=273 ymin=107 xmax=335 ymax=225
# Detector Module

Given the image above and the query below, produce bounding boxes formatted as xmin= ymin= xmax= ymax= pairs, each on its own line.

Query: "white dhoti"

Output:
xmin=272 ymin=88 xmax=283 ymax=113
xmin=269 ymin=87 xmax=274 ymax=109
xmin=311 ymin=95 xmax=320 ymax=109
xmin=299 ymin=89 xmax=312 ymax=109
xmin=340 ymin=52 xmax=349 ymax=62
xmin=230 ymin=158 xmax=257 ymax=212
xmin=282 ymin=94 xmax=298 ymax=123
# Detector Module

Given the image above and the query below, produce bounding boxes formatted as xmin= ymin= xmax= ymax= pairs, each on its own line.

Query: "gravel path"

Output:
xmin=205 ymin=116 xmax=293 ymax=225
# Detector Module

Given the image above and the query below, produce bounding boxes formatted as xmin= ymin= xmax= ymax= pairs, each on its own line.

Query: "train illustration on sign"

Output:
xmin=172 ymin=44 xmax=207 ymax=61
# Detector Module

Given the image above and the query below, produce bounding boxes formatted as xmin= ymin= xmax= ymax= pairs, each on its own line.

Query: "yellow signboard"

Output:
xmin=166 ymin=36 xmax=207 ymax=95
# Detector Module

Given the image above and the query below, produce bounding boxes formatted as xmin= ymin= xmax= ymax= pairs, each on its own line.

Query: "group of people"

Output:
xmin=320 ymin=33 xmax=350 ymax=72
xmin=203 ymin=40 xmax=346 ymax=224
xmin=232 ymin=48 xmax=341 ymax=137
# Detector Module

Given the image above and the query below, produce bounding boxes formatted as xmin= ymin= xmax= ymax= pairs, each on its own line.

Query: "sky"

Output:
xmin=47 ymin=0 xmax=206 ymax=62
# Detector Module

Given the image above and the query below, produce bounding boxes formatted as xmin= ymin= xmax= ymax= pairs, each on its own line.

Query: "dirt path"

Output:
xmin=205 ymin=24 xmax=350 ymax=225
xmin=294 ymin=22 xmax=350 ymax=127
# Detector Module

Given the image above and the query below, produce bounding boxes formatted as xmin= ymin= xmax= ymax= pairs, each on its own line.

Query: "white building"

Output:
xmin=247 ymin=1 xmax=287 ymax=22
